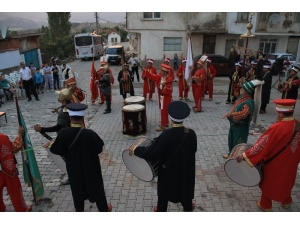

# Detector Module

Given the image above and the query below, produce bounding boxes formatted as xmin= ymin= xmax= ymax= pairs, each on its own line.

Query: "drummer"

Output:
xmin=49 ymin=103 xmax=112 ymax=212
xmin=236 ymin=99 xmax=300 ymax=212
xmin=130 ymin=101 xmax=197 ymax=212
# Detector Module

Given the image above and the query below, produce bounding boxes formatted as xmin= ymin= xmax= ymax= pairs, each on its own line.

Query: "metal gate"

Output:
xmin=24 ymin=49 xmax=39 ymax=68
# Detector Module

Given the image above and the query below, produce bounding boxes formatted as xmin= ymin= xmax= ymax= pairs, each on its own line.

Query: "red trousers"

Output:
xmin=260 ymin=192 xmax=292 ymax=209
xmin=143 ymin=91 xmax=154 ymax=99
xmin=179 ymin=88 xmax=189 ymax=98
xmin=0 ymin=172 xmax=28 ymax=212
xmin=206 ymin=80 xmax=214 ymax=99
xmin=192 ymin=84 xmax=203 ymax=111
xmin=160 ymin=107 xmax=169 ymax=127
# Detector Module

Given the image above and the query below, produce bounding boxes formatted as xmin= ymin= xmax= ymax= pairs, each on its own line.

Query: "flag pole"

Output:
xmin=13 ymin=86 xmax=37 ymax=204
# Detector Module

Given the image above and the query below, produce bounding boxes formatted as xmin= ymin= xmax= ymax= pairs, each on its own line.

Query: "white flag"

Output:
xmin=185 ymin=37 xmax=193 ymax=85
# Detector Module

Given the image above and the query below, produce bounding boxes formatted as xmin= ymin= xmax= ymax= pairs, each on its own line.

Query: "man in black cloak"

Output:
xmin=130 ymin=101 xmax=197 ymax=212
xmin=49 ymin=103 xmax=112 ymax=212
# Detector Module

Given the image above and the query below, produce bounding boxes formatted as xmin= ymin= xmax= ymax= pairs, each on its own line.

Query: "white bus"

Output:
xmin=74 ymin=33 xmax=104 ymax=60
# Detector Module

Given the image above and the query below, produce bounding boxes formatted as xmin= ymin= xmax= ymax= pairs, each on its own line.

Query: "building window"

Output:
xmin=237 ymin=12 xmax=249 ymax=22
xmin=163 ymin=37 xmax=182 ymax=51
xmin=143 ymin=12 xmax=161 ymax=19
xmin=259 ymin=38 xmax=277 ymax=54
xmin=203 ymin=35 xmax=216 ymax=54
xmin=294 ymin=13 xmax=300 ymax=22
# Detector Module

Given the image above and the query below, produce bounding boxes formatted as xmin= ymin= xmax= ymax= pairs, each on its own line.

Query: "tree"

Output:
xmin=113 ymin=26 xmax=128 ymax=42
xmin=39 ymin=13 xmax=74 ymax=61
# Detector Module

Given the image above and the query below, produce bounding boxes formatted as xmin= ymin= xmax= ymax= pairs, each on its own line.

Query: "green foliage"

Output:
xmin=40 ymin=13 xmax=74 ymax=62
xmin=1 ymin=28 xmax=18 ymax=39
xmin=114 ymin=26 xmax=128 ymax=42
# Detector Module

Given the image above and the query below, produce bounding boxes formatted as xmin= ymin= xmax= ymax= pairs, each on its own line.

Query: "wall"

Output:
xmin=107 ymin=33 xmax=121 ymax=47
xmin=0 ymin=50 xmax=20 ymax=70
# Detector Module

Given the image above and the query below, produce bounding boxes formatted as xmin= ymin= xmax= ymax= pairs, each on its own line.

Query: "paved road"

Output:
xmin=1 ymin=59 xmax=300 ymax=212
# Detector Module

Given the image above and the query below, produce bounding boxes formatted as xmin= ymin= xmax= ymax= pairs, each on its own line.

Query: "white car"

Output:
xmin=267 ymin=53 xmax=296 ymax=69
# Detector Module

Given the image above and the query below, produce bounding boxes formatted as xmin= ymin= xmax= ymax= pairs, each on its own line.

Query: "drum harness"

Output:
xmin=161 ymin=127 xmax=189 ymax=170
xmin=258 ymin=120 xmax=300 ymax=175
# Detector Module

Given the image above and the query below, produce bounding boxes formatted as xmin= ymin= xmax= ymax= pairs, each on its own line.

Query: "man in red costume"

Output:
xmin=236 ymin=99 xmax=300 ymax=211
xmin=144 ymin=64 xmax=173 ymax=131
xmin=142 ymin=59 xmax=156 ymax=101
xmin=0 ymin=126 xmax=32 ymax=212
xmin=65 ymin=77 xmax=85 ymax=103
xmin=191 ymin=58 xmax=206 ymax=112
xmin=163 ymin=58 xmax=175 ymax=81
xmin=205 ymin=58 xmax=217 ymax=101
xmin=96 ymin=59 xmax=114 ymax=104
xmin=176 ymin=58 xmax=190 ymax=101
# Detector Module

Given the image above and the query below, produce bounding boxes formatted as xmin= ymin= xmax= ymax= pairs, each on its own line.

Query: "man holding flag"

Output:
xmin=90 ymin=58 xmax=98 ymax=103
xmin=176 ymin=58 xmax=190 ymax=101
xmin=0 ymin=126 xmax=32 ymax=212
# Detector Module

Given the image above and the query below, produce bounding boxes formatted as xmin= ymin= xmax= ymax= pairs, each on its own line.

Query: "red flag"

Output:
xmin=90 ymin=58 xmax=98 ymax=103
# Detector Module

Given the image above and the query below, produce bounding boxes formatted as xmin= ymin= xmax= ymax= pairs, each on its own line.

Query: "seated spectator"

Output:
xmin=0 ymin=73 xmax=14 ymax=101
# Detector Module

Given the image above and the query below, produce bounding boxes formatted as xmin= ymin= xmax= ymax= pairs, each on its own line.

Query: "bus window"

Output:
xmin=75 ymin=36 xmax=92 ymax=46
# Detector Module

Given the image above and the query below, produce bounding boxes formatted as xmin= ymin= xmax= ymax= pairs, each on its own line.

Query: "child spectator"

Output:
xmin=35 ymin=68 xmax=43 ymax=94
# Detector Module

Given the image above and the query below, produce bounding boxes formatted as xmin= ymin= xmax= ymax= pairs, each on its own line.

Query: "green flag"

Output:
xmin=19 ymin=108 xmax=44 ymax=201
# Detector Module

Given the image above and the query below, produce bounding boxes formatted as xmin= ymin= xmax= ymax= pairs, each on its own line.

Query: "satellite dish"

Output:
xmin=269 ymin=14 xmax=280 ymax=26
xmin=1 ymin=25 xmax=7 ymax=39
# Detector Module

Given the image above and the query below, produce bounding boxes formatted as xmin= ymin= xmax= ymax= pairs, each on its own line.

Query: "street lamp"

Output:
xmin=240 ymin=13 xmax=256 ymax=80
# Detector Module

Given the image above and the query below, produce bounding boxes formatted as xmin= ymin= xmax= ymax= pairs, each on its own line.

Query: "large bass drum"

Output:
xmin=122 ymin=137 xmax=159 ymax=182
xmin=122 ymin=104 xmax=146 ymax=136
xmin=224 ymin=143 xmax=262 ymax=187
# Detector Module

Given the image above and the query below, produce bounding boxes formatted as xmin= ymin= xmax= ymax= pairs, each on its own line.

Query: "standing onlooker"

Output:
xmin=35 ymin=68 xmax=43 ymax=94
xmin=173 ymin=53 xmax=178 ymax=71
xmin=128 ymin=53 xmax=140 ymax=82
xmin=0 ymin=74 xmax=5 ymax=106
xmin=52 ymin=64 xmax=60 ymax=90
xmin=42 ymin=62 xmax=53 ymax=92
xmin=0 ymin=73 xmax=14 ymax=101
xmin=29 ymin=62 xmax=36 ymax=91
xmin=259 ymin=65 xmax=273 ymax=114
xmin=19 ymin=62 xmax=39 ymax=101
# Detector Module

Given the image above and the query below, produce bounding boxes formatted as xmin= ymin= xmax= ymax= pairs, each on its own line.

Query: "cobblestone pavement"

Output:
xmin=1 ymin=58 xmax=300 ymax=212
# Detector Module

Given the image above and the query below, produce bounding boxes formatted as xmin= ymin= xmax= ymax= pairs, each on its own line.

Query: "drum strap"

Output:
xmin=161 ymin=127 xmax=189 ymax=169
xmin=68 ymin=128 xmax=83 ymax=149
xmin=264 ymin=120 xmax=300 ymax=165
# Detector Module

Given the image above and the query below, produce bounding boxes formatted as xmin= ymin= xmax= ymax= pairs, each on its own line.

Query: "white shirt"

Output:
xmin=19 ymin=67 xmax=32 ymax=81
xmin=128 ymin=57 xmax=139 ymax=67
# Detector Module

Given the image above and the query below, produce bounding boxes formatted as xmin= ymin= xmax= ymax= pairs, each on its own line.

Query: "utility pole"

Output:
xmin=95 ymin=12 xmax=99 ymax=34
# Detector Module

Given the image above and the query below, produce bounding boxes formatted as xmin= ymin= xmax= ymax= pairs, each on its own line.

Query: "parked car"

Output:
xmin=104 ymin=45 xmax=125 ymax=65
xmin=193 ymin=54 xmax=232 ymax=76
xmin=267 ymin=53 xmax=296 ymax=68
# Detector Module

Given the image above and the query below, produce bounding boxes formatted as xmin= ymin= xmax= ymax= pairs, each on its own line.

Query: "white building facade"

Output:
xmin=126 ymin=12 xmax=300 ymax=65
xmin=107 ymin=30 xmax=121 ymax=47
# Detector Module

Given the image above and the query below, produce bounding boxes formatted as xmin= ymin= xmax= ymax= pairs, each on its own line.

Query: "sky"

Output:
xmin=0 ymin=12 xmax=126 ymax=24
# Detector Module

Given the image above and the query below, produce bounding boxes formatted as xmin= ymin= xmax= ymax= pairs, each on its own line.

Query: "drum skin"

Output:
xmin=224 ymin=143 xmax=262 ymax=187
xmin=122 ymin=104 xmax=147 ymax=136
xmin=124 ymin=96 xmax=146 ymax=106
xmin=122 ymin=137 xmax=158 ymax=182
